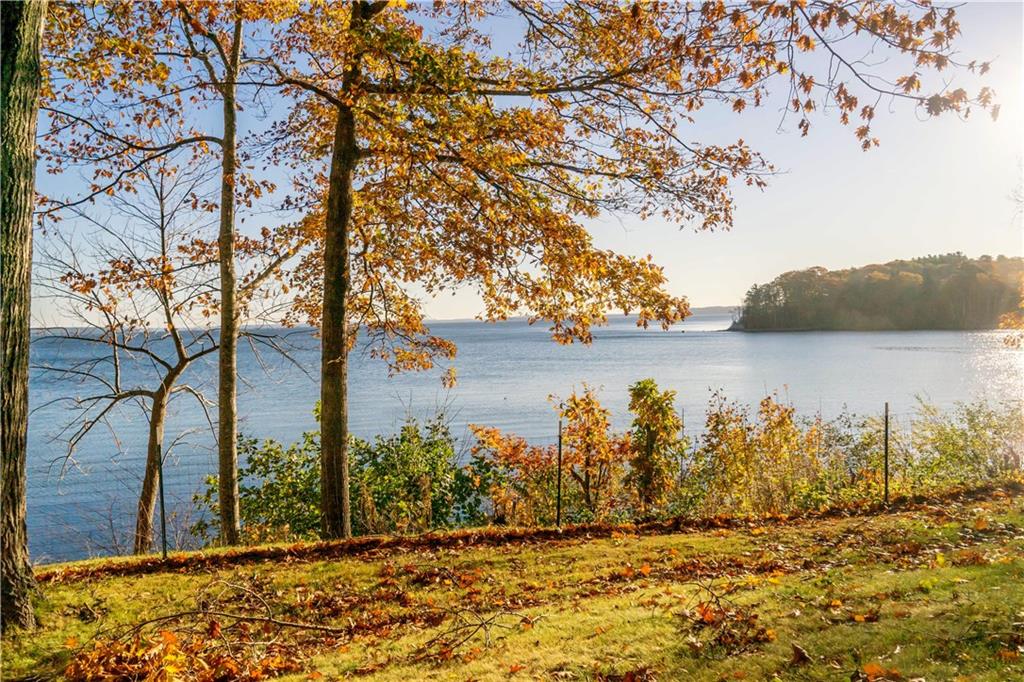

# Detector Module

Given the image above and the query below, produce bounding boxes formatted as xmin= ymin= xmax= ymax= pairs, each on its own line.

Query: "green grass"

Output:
xmin=4 ymin=489 xmax=1023 ymax=681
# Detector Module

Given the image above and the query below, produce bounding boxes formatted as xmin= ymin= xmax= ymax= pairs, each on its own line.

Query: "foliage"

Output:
xmin=195 ymin=408 xmax=472 ymax=543
xmin=466 ymin=426 xmax=561 ymax=527
xmin=557 ymin=386 xmax=632 ymax=521
xmin=739 ymin=253 xmax=1024 ymax=331
xmin=626 ymin=379 xmax=682 ymax=516
xmin=193 ymin=430 xmax=320 ymax=545
xmin=65 ymin=629 xmax=300 ymax=682
xmin=999 ymin=280 xmax=1024 ymax=347
xmin=194 ymin=387 xmax=1024 ymax=543
xmin=908 ymin=399 xmax=1024 ymax=488
xmin=688 ymin=393 xmax=1024 ymax=516
xmin=690 ymin=393 xmax=831 ymax=514
xmin=350 ymin=416 xmax=473 ymax=535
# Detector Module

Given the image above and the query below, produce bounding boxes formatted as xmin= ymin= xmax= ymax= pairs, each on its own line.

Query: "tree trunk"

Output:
xmin=134 ymin=386 xmax=170 ymax=554
xmin=216 ymin=19 xmax=242 ymax=547
xmin=1 ymin=0 xmax=46 ymax=632
xmin=319 ymin=103 xmax=356 ymax=540
xmin=319 ymin=1 xmax=380 ymax=540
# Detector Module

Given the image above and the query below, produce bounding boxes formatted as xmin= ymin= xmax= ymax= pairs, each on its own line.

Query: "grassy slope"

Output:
xmin=4 ymin=488 xmax=1024 ymax=681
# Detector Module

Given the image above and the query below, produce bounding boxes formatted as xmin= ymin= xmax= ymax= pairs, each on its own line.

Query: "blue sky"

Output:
xmin=433 ymin=1 xmax=1023 ymax=318
xmin=34 ymin=2 xmax=1023 ymax=325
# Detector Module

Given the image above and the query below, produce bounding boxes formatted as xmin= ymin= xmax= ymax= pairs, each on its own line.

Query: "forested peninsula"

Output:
xmin=737 ymin=253 xmax=1023 ymax=331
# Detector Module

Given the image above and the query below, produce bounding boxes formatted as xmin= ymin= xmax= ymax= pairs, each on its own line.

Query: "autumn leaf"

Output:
xmin=790 ymin=643 xmax=811 ymax=665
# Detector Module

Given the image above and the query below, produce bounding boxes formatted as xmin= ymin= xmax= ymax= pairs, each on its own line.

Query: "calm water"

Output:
xmin=27 ymin=309 xmax=1023 ymax=561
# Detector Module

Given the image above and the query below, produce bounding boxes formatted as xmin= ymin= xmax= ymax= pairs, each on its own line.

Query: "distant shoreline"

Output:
xmin=31 ymin=306 xmax=741 ymax=332
xmin=727 ymin=324 xmax=1008 ymax=333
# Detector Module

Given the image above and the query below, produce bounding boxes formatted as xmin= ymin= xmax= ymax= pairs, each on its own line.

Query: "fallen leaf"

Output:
xmin=790 ymin=642 xmax=812 ymax=665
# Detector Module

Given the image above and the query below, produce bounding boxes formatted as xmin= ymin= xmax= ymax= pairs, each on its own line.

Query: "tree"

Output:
xmin=1 ymin=0 xmax=47 ymax=632
xmin=37 ymin=153 xmax=290 ymax=553
xmin=256 ymin=0 xmax=993 ymax=537
xmin=626 ymin=378 xmax=681 ymax=515
xmin=175 ymin=1 xmax=247 ymax=546
xmin=38 ymin=1 xmax=291 ymax=545
xmin=740 ymin=255 xmax=1023 ymax=330
xmin=558 ymin=386 xmax=629 ymax=518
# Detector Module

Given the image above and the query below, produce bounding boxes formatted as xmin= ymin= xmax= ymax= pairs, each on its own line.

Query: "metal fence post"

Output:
xmin=157 ymin=449 xmax=168 ymax=560
xmin=883 ymin=402 xmax=890 ymax=506
xmin=679 ymin=407 xmax=686 ymax=482
xmin=556 ymin=415 xmax=563 ymax=528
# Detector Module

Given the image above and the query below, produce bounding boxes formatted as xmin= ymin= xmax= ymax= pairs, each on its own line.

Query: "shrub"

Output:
xmin=558 ymin=385 xmax=632 ymax=521
xmin=194 ymin=409 xmax=472 ymax=543
xmin=466 ymin=425 xmax=561 ymax=526
xmin=350 ymin=416 xmax=473 ymax=534
xmin=192 ymin=430 xmax=320 ymax=544
xmin=626 ymin=379 xmax=682 ymax=516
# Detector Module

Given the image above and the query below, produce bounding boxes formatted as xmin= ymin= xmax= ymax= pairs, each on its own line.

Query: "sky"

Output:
xmin=428 ymin=1 xmax=1024 ymax=317
xmin=33 ymin=1 xmax=1024 ymax=325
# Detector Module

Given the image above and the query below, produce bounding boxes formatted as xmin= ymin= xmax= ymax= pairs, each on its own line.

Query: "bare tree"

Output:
xmin=37 ymin=143 xmax=304 ymax=553
xmin=36 ymin=157 xmax=223 ymax=554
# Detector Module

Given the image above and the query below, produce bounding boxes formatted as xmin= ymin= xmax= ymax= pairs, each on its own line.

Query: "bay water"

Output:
xmin=27 ymin=309 xmax=1023 ymax=561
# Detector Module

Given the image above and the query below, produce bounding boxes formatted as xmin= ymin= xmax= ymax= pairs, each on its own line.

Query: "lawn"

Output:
xmin=4 ymin=485 xmax=1023 ymax=681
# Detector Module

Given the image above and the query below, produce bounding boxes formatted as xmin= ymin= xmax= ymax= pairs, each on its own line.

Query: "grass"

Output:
xmin=4 ymin=485 xmax=1023 ymax=681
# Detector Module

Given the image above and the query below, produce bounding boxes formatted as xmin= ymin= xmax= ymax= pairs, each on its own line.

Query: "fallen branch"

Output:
xmin=413 ymin=607 xmax=541 ymax=662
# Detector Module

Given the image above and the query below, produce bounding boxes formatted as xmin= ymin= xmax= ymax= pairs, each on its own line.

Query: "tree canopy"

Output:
xmin=739 ymin=253 xmax=1024 ymax=331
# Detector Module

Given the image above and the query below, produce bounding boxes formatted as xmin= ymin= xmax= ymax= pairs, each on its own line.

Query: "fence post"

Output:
xmin=883 ymin=402 xmax=890 ymax=506
xmin=556 ymin=414 xmax=563 ymax=528
xmin=679 ymin=407 xmax=686 ymax=483
xmin=157 ymin=450 xmax=168 ymax=560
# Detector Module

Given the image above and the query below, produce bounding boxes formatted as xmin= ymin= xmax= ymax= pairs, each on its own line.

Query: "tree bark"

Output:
xmin=320 ymin=2 xmax=384 ymax=540
xmin=216 ymin=16 xmax=242 ymax=546
xmin=134 ymin=385 xmax=170 ymax=554
xmin=319 ymin=103 xmax=356 ymax=540
xmin=1 ymin=0 xmax=46 ymax=632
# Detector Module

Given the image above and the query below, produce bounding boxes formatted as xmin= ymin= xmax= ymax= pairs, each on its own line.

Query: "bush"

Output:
xmin=626 ymin=379 xmax=683 ymax=516
xmin=558 ymin=385 xmax=631 ymax=521
xmin=350 ymin=416 xmax=474 ymax=534
xmin=194 ymin=409 xmax=473 ymax=544
xmin=466 ymin=426 xmax=562 ymax=526
xmin=194 ymin=392 xmax=1023 ymax=545
xmin=192 ymin=430 xmax=320 ymax=544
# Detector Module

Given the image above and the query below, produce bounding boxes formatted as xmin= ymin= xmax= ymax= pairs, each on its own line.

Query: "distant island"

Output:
xmin=735 ymin=253 xmax=1023 ymax=331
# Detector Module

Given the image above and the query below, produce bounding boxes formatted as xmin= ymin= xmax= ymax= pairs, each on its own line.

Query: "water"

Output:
xmin=26 ymin=309 xmax=1023 ymax=562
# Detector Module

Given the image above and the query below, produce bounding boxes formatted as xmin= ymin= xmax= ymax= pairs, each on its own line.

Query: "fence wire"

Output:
xmin=25 ymin=400 xmax=1023 ymax=564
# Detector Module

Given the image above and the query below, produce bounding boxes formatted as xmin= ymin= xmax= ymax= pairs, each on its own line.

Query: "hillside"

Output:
xmin=739 ymin=253 xmax=1023 ymax=331
xmin=3 ymin=483 xmax=1023 ymax=681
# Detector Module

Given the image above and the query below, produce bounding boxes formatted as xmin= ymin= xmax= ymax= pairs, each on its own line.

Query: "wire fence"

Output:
xmin=25 ymin=399 xmax=1023 ymax=565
